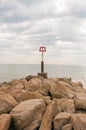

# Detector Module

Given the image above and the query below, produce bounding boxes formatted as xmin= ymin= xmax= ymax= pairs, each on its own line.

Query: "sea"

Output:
xmin=0 ymin=64 xmax=86 ymax=88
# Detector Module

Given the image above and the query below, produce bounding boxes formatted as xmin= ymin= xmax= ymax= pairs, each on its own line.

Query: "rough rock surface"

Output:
xmin=62 ymin=123 xmax=72 ymax=130
xmin=54 ymin=112 xmax=71 ymax=130
xmin=0 ymin=114 xmax=11 ymax=130
xmin=49 ymin=80 xmax=74 ymax=99
xmin=74 ymin=92 xmax=86 ymax=111
xmin=71 ymin=114 xmax=86 ymax=130
xmin=59 ymin=98 xmax=75 ymax=113
xmin=25 ymin=78 xmax=42 ymax=91
xmin=11 ymin=99 xmax=46 ymax=130
xmin=0 ymin=76 xmax=86 ymax=130
xmin=39 ymin=99 xmax=57 ymax=130
xmin=0 ymin=91 xmax=17 ymax=114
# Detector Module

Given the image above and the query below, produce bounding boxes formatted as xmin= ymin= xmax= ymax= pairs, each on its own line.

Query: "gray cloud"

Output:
xmin=0 ymin=0 xmax=86 ymax=65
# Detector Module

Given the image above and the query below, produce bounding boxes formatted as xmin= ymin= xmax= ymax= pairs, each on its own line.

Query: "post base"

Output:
xmin=38 ymin=73 xmax=48 ymax=78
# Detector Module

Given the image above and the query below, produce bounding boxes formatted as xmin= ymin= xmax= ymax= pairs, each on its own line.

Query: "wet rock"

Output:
xmin=0 ymin=114 xmax=11 ymax=130
xmin=11 ymin=99 xmax=46 ymax=130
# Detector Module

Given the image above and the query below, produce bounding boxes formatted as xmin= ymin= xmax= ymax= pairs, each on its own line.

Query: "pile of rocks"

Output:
xmin=0 ymin=75 xmax=86 ymax=130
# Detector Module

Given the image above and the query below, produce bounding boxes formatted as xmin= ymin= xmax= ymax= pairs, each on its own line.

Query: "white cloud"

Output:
xmin=0 ymin=0 xmax=86 ymax=65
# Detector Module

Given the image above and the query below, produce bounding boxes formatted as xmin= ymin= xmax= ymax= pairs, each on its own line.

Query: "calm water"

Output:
xmin=0 ymin=64 xmax=86 ymax=88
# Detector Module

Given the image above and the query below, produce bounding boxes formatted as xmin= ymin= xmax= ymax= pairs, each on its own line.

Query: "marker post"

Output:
xmin=38 ymin=46 xmax=47 ymax=78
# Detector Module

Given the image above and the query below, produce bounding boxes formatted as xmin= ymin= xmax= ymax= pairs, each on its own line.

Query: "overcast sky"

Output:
xmin=0 ymin=0 xmax=86 ymax=65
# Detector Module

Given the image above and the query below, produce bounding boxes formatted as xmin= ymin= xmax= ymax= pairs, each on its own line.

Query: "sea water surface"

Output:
xmin=0 ymin=64 xmax=86 ymax=88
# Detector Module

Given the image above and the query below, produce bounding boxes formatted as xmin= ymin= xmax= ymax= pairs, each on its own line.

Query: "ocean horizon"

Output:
xmin=0 ymin=64 xmax=86 ymax=88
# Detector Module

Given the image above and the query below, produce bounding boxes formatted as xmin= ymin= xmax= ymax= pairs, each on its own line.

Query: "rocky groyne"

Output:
xmin=0 ymin=75 xmax=86 ymax=130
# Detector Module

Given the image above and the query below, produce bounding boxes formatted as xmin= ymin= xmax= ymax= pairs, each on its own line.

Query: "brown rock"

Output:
xmin=39 ymin=99 xmax=58 ymax=130
xmin=60 ymin=98 xmax=75 ymax=113
xmin=54 ymin=112 xmax=71 ymax=130
xmin=25 ymin=78 xmax=42 ymax=91
xmin=36 ymin=79 xmax=50 ymax=96
xmin=0 ymin=91 xmax=17 ymax=114
xmin=11 ymin=99 xmax=46 ymax=130
xmin=74 ymin=92 xmax=86 ymax=111
xmin=0 ymin=114 xmax=11 ymax=130
xmin=71 ymin=114 xmax=86 ymax=130
xmin=49 ymin=80 xmax=74 ymax=99
xmin=71 ymin=81 xmax=84 ymax=92
xmin=0 ymin=82 xmax=25 ymax=95
xmin=62 ymin=124 xmax=72 ymax=130
xmin=15 ymin=90 xmax=51 ymax=104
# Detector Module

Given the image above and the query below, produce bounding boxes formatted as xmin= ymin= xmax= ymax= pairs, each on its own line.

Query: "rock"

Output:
xmin=54 ymin=112 xmax=71 ymax=130
xmin=74 ymin=92 xmax=86 ymax=111
xmin=58 ymin=77 xmax=72 ymax=82
xmin=62 ymin=123 xmax=72 ymax=130
xmin=9 ymin=79 xmax=21 ymax=86
xmin=0 ymin=91 xmax=17 ymax=114
xmin=71 ymin=114 xmax=86 ymax=130
xmin=59 ymin=98 xmax=75 ymax=113
xmin=39 ymin=99 xmax=57 ymax=130
xmin=71 ymin=81 xmax=84 ymax=92
xmin=25 ymin=75 xmax=38 ymax=81
xmin=36 ymin=79 xmax=50 ymax=96
xmin=49 ymin=80 xmax=74 ymax=99
xmin=55 ymin=98 xmax=75 ymax=114
xmin=0 ymin=82 xmax=24 ymax=95
xmin=25 ymin=78 xmax=42 ymax=92
xmin=0 ymin=85 xmax=25 ymax=103
xmin=15 ymin=90 xmax=51 ymax=104
xmin=11 ymin=99 xmax=46 ymax=130
xmin=0 ymin=114 xmax=11 ymax=130
xmin=9 ymin=89 xmax=32 ymax=102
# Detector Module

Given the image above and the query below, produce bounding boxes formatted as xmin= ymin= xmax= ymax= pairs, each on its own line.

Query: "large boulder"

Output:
xmin=0 ymin=114 xmax=11 ymax=130
xmin=25 ymin=78 xmax=42 ymax=91
xmin=1 ymin=83 xmax=28 ymax=102
xmin=0 ymin=91 xmax=17 ymax=114
xmin=74 ymin=92 xmax=86 ymax=111
xmin=12 ymin=90 xmax=51 ymax=104
xmin=55 ymin=98 xmax=75 ymax=114
xmin=49 ymin=80 xmax=74 ymax=99
xmin=71 ymin=114 xmax=86 ymax=130
xmin=39 ymin=99 xmax=58 ymax=130
xmin=11 ymin=99 xmax=46 ymax=130
xmin=54 ymin=112 xmax=71 ymax=130
xmin=59 ymin=98 xmax=75 ymax=113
